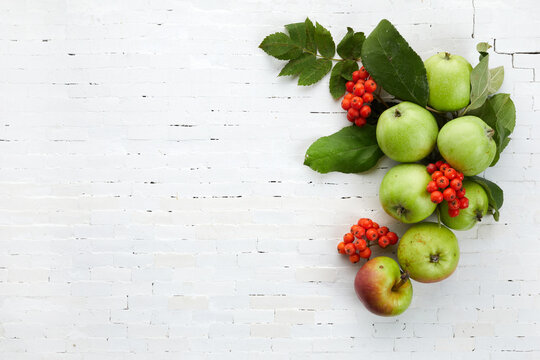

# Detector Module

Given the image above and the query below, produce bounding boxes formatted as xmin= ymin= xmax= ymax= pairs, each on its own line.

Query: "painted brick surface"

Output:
xmin=0 ymin=0 xmax=539 ymax=358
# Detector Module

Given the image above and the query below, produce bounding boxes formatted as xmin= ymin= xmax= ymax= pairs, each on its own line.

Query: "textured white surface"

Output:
xmin=0 ymin=0 xmax=539 ymax=358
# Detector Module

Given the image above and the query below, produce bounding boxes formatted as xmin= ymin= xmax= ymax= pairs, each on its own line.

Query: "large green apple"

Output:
xmin=397 ymin=222 xmax=459 ymax=283
xmin=376 ymin=102 xmax=439 ymax=162
xmin=379 ymin=164 xmax=436 ymax=223
xmin=424 ymin=52 xmax=472 ymax=111
xmin=440 ymin=180 xmax=488 ymax=230
xmin=437 ymin=116 xmax=496 ymax=176
xmin=354 ymin=256 xmax=413 ymax=316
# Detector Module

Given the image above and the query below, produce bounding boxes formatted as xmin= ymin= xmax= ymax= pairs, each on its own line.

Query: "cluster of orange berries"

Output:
xmin=337 ymin=218 xmax=399 ymax=263
xmin=426 ymin=161 xmax=469 ymax=217
xmin=341 ymin=67 xmax=377 ymax=127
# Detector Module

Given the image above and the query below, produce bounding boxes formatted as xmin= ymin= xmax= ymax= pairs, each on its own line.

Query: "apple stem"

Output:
xmin=392 ymin=272 xmax=409 ymax=291
xmin=486 ymin=128 xmax=495 ymax=139
xmin=444 ymin=52 xmax=451 ymax=60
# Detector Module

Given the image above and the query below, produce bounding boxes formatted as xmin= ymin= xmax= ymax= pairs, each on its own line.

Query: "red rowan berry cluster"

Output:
xmin=337 ymin=218 xmax=399 ymax=263
xmin=426 ymin=161 xmax=469 ymax=217
xmin=341 ymin=67 xmax=377 ymax=128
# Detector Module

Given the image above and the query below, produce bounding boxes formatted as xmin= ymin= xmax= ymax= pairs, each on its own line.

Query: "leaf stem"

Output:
xmin=303 ymin=49 xmax=347 ymax=62
xmin=373 ymin=92 xmax=389 ymax=109
xmin=425 ymin=106 xmax=445 ymax=114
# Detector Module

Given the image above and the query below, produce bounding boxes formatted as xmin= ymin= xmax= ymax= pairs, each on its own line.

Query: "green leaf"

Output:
xmin=488 ymin=66 xmax=504 ymax=94
xmin=467 ymin=176 xmax=503 ymax=221
xmin=468 ymin=55 xmax=490 ymax=111
xmin=490 ymin=93 xmax=516 ymax=134
xmin=285 ymin=22 xmax=307 ymax=48
xmin=279 ymin=53 xmax=316 ymax=76
xmin=305 ymin=18 xmax=317 ymax=53
xmin=314 ymin=22 xmax=335 ymax=59
xmin=304 ymin=125 xmax=384 ymax=174
xmin=329 ymin=60 xmax=359 ymax=99
xmin=337 ymin=27 xmax=365 ymax=60
xmin=477 ymin=42 xmax=492 ymax=60
xmin=360 ymin=19 xmax=429 ymax=106
xmin=298 ymin=58 xmax=332 ymax=86
xmin=259 ymin=32 xmax=303 ymax=60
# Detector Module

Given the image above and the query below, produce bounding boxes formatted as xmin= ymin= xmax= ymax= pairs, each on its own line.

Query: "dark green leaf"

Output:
xmin=477 ymin=42 xmax=492 ymax=61
xmin=305 ymin=18 xmax=317 ymax=53
xmin=329 ymin=60 xmax=359 ymax=99
xmin=285 ymin=22 xmax=307 ymax=48
xmin=337 ymin=27 xmax=365 ymax=60
xmin=279 ymin=53 xmax=316 ymax=76
xmin=490 ymin=93 xmax=516 ymax=134
xmin=298 ymin=58 xmax=332 ymax=86
xmin=314 ymin=22 xmax=335 ymax=59
xmin=488 ymin=66 xmax=504 ymax=94
xmin=360 ymin=19 xmax=429 ymax=106
xmin=468 ymin=55 xmax=490 ymax=111
xmin=304 ymin=125 xmax=384 ymax=173
xmin=467 ymin=176 xmax=503 ymax=221
xmin=259 ymin=32 xmax=303 ymax=60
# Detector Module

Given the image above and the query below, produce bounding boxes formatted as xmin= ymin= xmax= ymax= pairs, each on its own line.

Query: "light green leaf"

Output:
xmin=467 ymin=176 xmax=503 ymax=221
xmin=488 ymin=66 xmax=504 ymax=94
xmin=314 ymin=22 xmax=335 ymax=59
xmin=304 ymin=125 xmax=384 ymax=173
xmin=477 ymin=42 xmax=492 ymax=60
xmin=329 ymin=60 xmax=359 ymax=99
xmin=298 ymin=58 xmax=332 ymax=86
xmin=360 ymin=19 xmax=429 ymax=106
xmin=468 ymin=55 xmax=490 ymax=110
xmin=259 ymin=32 xmax=303 ymax=60
xmin=337 ymin=27 xmax=365 ymax=60
xmin=279 ymin=53 xmax=316 ymax=76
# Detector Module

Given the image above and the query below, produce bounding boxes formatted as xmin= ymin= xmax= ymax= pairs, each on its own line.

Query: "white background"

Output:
xmin=1 ymin=0 xmax=539 ymax=359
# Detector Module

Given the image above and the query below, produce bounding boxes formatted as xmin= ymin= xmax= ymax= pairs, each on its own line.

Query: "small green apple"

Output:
xmin=397 ymin=222 xmax=459 ymax=283
xmin=437 ymin=116 xmax=496 ymax=176
xmin=354 ymin=256 xmax=413 ymax=316
xmin=440 ymin=180 xmax=489 ymax=230
xmin=376 ymin=102 xmax=439 ymax=162
xmin=379 ymin=164 xmax=436 ymax=223
xmin=424 ymin=52 xmax=473 ymax=111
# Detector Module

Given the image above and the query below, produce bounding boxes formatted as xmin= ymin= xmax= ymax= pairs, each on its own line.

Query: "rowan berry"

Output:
xmin=386 ymin=231 xmax=398 ymax=245
xmin=430 ymin=190 xmax=443 ymax=204
xmin=350 ymin=224 xmax=361 ymax=234
xmin=349 ymin=253 xmax=360 ymax=263
xmin=364 ymin=80 xmax=377 ymax=93
xmin=440 ymin=163 xmax=450 ymax=172
xmin=448 ymin=198 xmax=460 ymax=210
xmin=351 ymin=96 xmax=363 ymax=110
xmin=456 ymin=188 xmax=466 ymax=198
xmin=358 ymin=218 xmax=373 ymax=229
xmin=459 ymin=197 xmax=469 ymax=209
xmin=371 ymin=222 xmax=379 ymax=229
xmin=444 ymin=168 xmax=457 ymax=180
xmin=359 ymin=247 xmax=371 ymax=259
xmin=426 ymin=180 xmax=438 ymax=193
xmin=345 ymin=81 xmax=355 ymax=93
xmin=353 ymin=83 xmax=365 ymax=96
xmin=344 ymin=243 xmax=356 ymax=255
xmin=436 ymin=176 xmax=449 ymax=189
xmin=354 ymin=117 xmax=366 ymax=127
xmin=362 ymin=92 xmax=374 ymax=103
xmin=443 ymin=187 xmax=456 ymax=201
xmin=426 ymin=163 xmax=437 ymax=174
xmin=457 ymin=172 xmax=464 ymax=181
xmin=435 ymin=160 xmax=444 ymax=169
xmin=359 ymin=105 xmax=371 ymax=118
xmin=358 ymin=66 xmax=369 ymax=79
xmin=343 ymin=232 xmax=355 ymax=244
xmin=341 ymin=99 xmax=351 ymax=111
xmin=378 ymin=236 xmax=390 ymax=248
xmin=344 ymin=92 xmax=354 ymax=101
xmin=366 ymin=228 xmax=379 ymax=241
xmin=353 ymin=226 xmax=365 ymax=239
xmin=448 ymin=209 xmax=460 ymax=217
xmin=355 ymin=239 xmax=367 ymax=251
xmin=432 ymin=171 xmax=444 ymax=180
xmin=352 ymin=70 xmax=362 ymax=82
xmin=377 ymin=226 xmax=389 ymax=237
xmin=450 ymin=178 xmax=462 ymax=191
xmin=347 ymin=108 xmax=359 ymax=119
xmin=346 ymin=112 xmax=355 ymax=122
xmin=337 ymin=242 xmax=346 ymax=254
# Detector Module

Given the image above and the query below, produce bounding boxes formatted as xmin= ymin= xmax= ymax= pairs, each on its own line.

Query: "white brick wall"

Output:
xmin=0 ymin=0 xmax=539 ymax=358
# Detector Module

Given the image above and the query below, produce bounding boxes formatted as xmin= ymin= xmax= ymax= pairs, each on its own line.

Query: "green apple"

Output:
xmin=440 ymin=180 xmax=488 ymax=230
xmin=437 ymin=116 xmax=496 ymax=176
xmin=424 ymin=52 xmax=473 ymax=111
xmin=354 ymin=256 xmax=413 ymax=316
xmin=379 ymin=164 xmax=436 ymax=223
xmin=376 ymin=102 xmax=439 ymax=162
xmin=397 ymin=222 xmax=459 ymax=283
